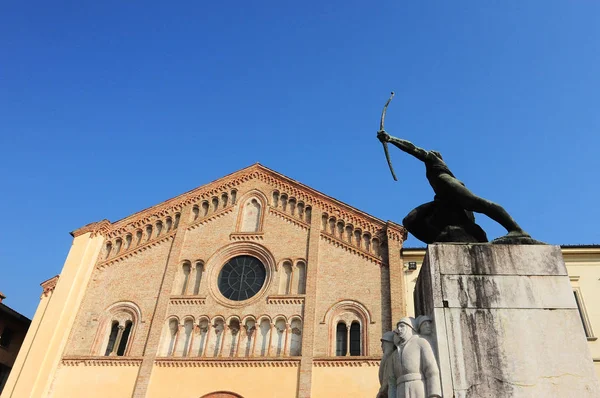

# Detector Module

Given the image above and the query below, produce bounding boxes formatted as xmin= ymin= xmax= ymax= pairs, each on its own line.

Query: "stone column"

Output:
xmin=414 ymin=244 xmax=600 ymax=397
xmin=297 ymin=207 xmax=322 ymax=398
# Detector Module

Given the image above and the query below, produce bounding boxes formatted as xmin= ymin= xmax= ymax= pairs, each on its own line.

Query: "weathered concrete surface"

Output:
xmin=415 ymin=244 xmax=600 ymax=398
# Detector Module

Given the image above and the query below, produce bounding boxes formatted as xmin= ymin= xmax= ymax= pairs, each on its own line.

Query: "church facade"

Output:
xmin=3 ymin=164 xmax=599 ymax=398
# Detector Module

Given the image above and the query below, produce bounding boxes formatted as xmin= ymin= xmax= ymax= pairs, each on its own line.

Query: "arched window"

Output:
xmin=349 ymin=322 xmax=361 ymax=356
xmin=221 ymin=193 xmax=228 ymax=208
xmin=167 ymin=319 xmax=179 ymax=356
xmin=95 ymin=302 xmax=140 ymax=357
xmin=272 ymin=191 xmax=280 ymax=208
xmin=243 ymin=318 xmax=256 ymax=357
xmin=241 ymin=198 xmax=261 ymax=232
xmin=259 ymin=319 xmax=271 ymax=356
xmin=116 ymin=321 xmax=133 ymax=356
xmin=323 ymin=300 xmax=371 ymax=357
xmin=201 ymin=201 xmax=209 ymax=217
xmin=336 ymin=322 xmax=347 ymax=356
xmin=174 ymin=213 xmax=181 ymax=229
xmin=212 ymin=319 xmax=225 ymax=357
xmin=135 ymin=230 xmax=143 ymax=246
xmin=104 ymin=242 xmax=112 ymax=259
xmin=196 ymin=318 xmax=210 ymax=357
xmin=165 ymin=218 xmax=172 ymax=232
xmin=289 ymin=318 xmax=302 ymax=356
xmin=180 ymin=262 xmax=191 ymax=295
xmin=230 ymin=189 xmax=237 ymax=204
xmin=192 ymin=205 xmax=200 ymax=221
xmin=114 ymin=238 xmax=122 ymax=255
xmin=192 ymin=261 xmax=204 ymax=295
xmin=289 ymin=198 xmax=296 ymax=215
xmin=104 ymin=321 xmax=119 ymax=356
xmin=155 ymin=220 xmax=163 ymax=237
xmin=305 ymin=206 xmax=312 ymax=224
xmin=274 ymin=319 xmax=287 ymax=357
xmin=212 ymin=197 xmax=219 ymax=212
xmin=145 ymin=225 xmax=153 ymax=242
xmin=279 ymin=261 xmax=292 ymax=294
xmin=227 ymin=318 xmax=240 ymax=357
xmin=125 ymin=234 xmax=132 ymax=250
xmin=180 ymin=319 xmax=194 ymax=357
xmin=280 ymin=194 xmax=288 ymax=211
xmin=295 ymin=261 xmax=306 ymax=294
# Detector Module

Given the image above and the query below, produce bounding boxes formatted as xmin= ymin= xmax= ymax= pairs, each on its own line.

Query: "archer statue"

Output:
xmin=377 ymin=92 xmax=538 ymax=244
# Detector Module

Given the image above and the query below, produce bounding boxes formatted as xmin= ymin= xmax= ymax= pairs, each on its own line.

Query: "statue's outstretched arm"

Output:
xmin=384 ymin=134 xmax=428 ymax=162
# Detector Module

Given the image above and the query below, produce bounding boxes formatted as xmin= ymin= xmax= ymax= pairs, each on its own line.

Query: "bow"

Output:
xmin=378 ymin=91 xmax=398 ymax=181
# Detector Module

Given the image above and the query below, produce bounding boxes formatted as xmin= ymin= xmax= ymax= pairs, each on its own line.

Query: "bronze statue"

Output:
xmin=377 ymin=92 xmax=538 ymax=244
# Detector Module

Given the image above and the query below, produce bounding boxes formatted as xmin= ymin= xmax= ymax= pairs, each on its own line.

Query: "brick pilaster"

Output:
xmin=132 ymin=207 xmax=191 ymax=397
xmin=297 ymin=207 xmax=322 ymax=398
xmin=386 ymin=222 xmax=407 ymax=327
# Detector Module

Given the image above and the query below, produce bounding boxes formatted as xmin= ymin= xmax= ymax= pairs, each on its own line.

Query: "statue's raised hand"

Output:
xmin=377 ymin=130 xmax=391 ymax=143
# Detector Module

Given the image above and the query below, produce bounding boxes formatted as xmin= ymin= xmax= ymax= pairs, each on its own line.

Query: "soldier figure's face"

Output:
xmin=397 ymin=322 xmax=411 ymax=340
xmin=420 ymin=321 xmax=432 ymax=335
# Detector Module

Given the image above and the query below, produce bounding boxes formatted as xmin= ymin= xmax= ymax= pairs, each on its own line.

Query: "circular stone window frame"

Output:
xmin=206 ymin=242 xmax=276 ymax=308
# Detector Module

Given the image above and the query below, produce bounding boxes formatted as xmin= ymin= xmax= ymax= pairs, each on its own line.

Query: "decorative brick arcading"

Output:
xmin=154 ymin=357 xmax=301 ymax=368
xmin=266 ymin=295 xmax=306 ymax=305
xmin=229 ymin=232 xmax=264 ymax=241
xmin=312 ymin=356 xmax=381 ymax=367
xmin=320 ymin=233 xmax=384 ymax=266
xmin=169 ymin=296 xmax=206 ymax=305
xmin=96 ymin=233 xmax=175 ymax=270
xmin=268 ymin=208 xmax=310 ymax=231
xmin=61 ymin=356 xmax=143 ymax=367
xmin=188 ymin=208 xmax=234 ymax=231
xmin=74 ymin=164 xmax=399 ymax=243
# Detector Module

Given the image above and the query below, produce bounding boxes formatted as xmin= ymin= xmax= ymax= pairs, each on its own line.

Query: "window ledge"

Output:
xmin=587 ymin=336 xmax=598 ymax=341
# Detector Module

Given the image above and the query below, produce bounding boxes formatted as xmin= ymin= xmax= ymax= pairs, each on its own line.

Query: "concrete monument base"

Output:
xmin=414 ymin=244 xmax=600 ymax=397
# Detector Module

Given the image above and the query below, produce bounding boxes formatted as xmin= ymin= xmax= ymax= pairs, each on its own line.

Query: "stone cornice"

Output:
xmin=169 ymin=296 xmax=207 ymax=305
xmin=320 ymin=232 xmax=384 ymax=266
xmin=61 ymin=356 xmax=143 ymax=366
xmin=40 ymin=275 xmax=60 ymax=297
xmin=266 ymin=295 xmax=306 ymax=305
xmin=312 ymin=356 xmax=381 ymax=367
xmin=154 ymin=357 xmax=301 ymax=367
xmin=72 ymin=164 xmax=406 ymax=242
xmin=268 ymin=208 xmax=310 ymax=231
xmin=96 ymin=233 xmax=175 ymax=270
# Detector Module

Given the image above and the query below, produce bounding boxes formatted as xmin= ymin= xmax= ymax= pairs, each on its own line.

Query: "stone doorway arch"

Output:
xmin=200 ymin=392 xmax=244 ymax=398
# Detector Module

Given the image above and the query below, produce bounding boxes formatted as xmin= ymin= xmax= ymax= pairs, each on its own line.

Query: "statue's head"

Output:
xmin=395 ymin=317 xmax=416 ymax=341
xmin=417 ymin=315 xmax=433 ymax=336
xmin=430 ymin=150 xmax=443 ymax=160
xmin=381 ymin=331 xmax=396 ymax=355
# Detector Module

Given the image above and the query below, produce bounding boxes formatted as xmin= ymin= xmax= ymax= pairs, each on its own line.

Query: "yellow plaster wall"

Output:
xmin=2 ymin=232 xmax=104 ymax=398
xmin=49 ymin=364 xmax=139 ymax=398
xmin=146 ymin=366 xmax=299 ymax=398
xmin=312 ymin=366 xmax=379 ymax=397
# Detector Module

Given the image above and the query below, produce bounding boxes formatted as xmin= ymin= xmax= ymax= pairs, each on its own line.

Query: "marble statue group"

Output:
xmin=377 ymin=316 xmax=441 ymax=398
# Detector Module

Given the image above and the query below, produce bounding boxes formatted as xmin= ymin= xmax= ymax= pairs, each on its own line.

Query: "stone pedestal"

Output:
xmin=414 ymin=244 xmax=600 ymax=397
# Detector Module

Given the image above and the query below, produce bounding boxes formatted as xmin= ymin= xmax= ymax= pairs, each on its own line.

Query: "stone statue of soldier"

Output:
xmin=377 ymin=331 xmax=398 ymax=398
xmin=386 ymin=317 xmax=441 ymax=398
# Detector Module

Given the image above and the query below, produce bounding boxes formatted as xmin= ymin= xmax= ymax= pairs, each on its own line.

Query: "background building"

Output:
xmin=0 ymin=293 xmax=31 ymax=395
xmin=2 ymin=164 xmax=598 ymax=398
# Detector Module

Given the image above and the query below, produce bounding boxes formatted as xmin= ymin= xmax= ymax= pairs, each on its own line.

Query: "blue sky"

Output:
xmin=1 ymin=1 xmax=599 ymax=318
